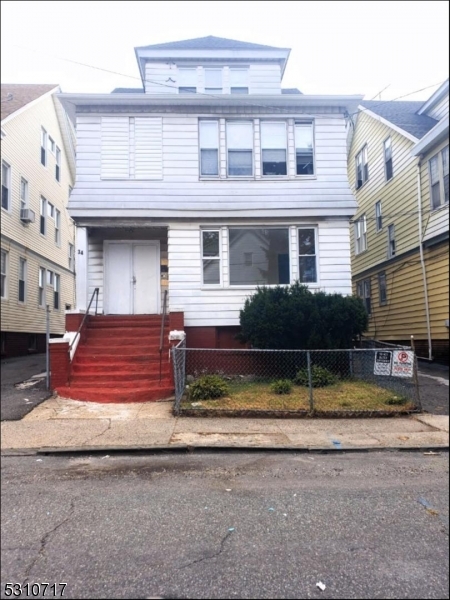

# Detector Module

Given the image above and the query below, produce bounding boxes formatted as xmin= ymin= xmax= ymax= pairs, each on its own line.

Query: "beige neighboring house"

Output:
xmin=1 ymin=84 xmax=76 ymax=357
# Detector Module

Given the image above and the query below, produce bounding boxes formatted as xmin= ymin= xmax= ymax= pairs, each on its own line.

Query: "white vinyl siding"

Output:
xmin=134 ymin=117 xmax=163 ymax=180
xmin=101 ymin=117 xmax=130 ymax=179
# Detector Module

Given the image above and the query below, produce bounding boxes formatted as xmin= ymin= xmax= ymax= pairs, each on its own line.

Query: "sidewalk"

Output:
xmin=1 ymin=396 xmax=448 ymax=454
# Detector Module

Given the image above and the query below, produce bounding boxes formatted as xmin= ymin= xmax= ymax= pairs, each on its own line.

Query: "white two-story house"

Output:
xmin=55 ymin=36 xmax=362 ymax=402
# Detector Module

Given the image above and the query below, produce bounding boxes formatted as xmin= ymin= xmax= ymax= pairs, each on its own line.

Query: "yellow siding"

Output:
xmin=419 ymin=138 xmax=449 ymax=241
xmin=1 ymin=92 xmax=75 ymax=335
xmin=349 ymin=111 xmax=420 ymax=276
xmin=426 ymin=243 xmax=449 ymax=339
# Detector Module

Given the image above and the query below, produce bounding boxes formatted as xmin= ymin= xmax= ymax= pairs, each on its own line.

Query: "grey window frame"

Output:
xmin=261 ymin=121 xmax=288 ymax=177
xmin=1 ymin=160 xmax=11 ymax=211
xmin=375 ymin=201 xmax=383 ymax=232
xmin=201 ymin=229 xmax=221 ymax=286
xmin=1 ymin=249 xmax=8 ymax=299
xmin=354 ymin=215 xmax=367 ymax=255
xmin=383 ymin=137 xmax=393 ymax=181
xmin=226 ymin=120 xmax=254 ymax=178
xmin=298 ymin=227 xmax=318 ymax=284
xmin=40 ymin=196 xmax=47 ymax=236
xmin=355 ymin=145 xmax=369 ymax=189
xmin=429 ymin=145 xmax=449 ymax=209
xmin=18 ymin=257 xmax=26 ymax=303
xmin=295 ymin=121 xmax=315 ymax=176
xmin=38 ymin=267 xmax=45 ymax=306
xmin=388 ymin=224 xmax=396 ymax=258
xmin=41 ymin=128 xmax=47 ymax=166
xmin=55 ymin=146 xmax=61 ymax=181
xmin=199 ymin=120 xmax=220 ymax=177
xmin=378 ymin=271 xmax=388 ymax=306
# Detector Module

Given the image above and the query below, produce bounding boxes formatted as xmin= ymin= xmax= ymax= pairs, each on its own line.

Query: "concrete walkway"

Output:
xmin=1 ymin=396 xmax=448 ymax=454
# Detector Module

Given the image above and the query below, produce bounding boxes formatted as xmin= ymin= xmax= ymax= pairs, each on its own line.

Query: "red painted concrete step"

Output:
xmin=70 ymin=371 xmax=171 ymax=384
xmin=56 ymin=385 xmax=174 ymax=403
xmin=73 ymin=354 xmax=169 ymax=365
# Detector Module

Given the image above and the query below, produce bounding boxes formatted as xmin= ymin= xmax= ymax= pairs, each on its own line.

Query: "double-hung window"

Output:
xmin=384 ymin=137 xmax=393 ymax=181
xmin=388 ymin=224 xmax=396 ymax=258
xmin=298 ymin=228 xmax=318 ymax=283
xmin=68 ymin=243 xmax=74 ymax=271
xmin=18 ymin=258 xmax=26 ymax=303
xmin=261 ymin=122 xmax=287 ymax=176
xmin=47 ymin=202 xmax=54 ymax=219
xmin=55 ymin=146 xmax=61 ymax=181
xmin=40 ymin=197 xmax=46 ymax=235
xmin=0 ymin=250 xmax=7 ymax=299
xmin=375 ymin=201 xmax=383 ymax=231
xmin=355 ymin=146 xmax=369 ymax=189
xmin=20 ymin=177 xmax=28 ymax=212
xmin=378 ymin=272 xmax=387 ymax=305
xmin=199 ymin=121 xmax=219 ymax=176
xmin=226 ymin=121 xmax=253 ymax=177
xmin=202 ymin=230 xmax=220 ymax=285
xmin=354 ymin=215 xmax=367 ymax=254
xmin=38 ymin=267 xmax=45 ymax=306
xmin=41 ymin=128 xmax=47 ymax=166
xmin=54 ymin=274 xmax=60 ymax=309
xmin=357 ymin=279 xmax=372 ymax=315
xmin=429 ymin=145 xmax=449 ymax=209
xmin=204 ymin=69 xmax=222 ymax=94
xmin=295 ymin=122 xmax=314 ymax=175
xmin=55 ymin=209 xmax=61 ymax=245
xmin=1 ymin=161 xmax=11 ymax=211
xmin=230 ymin=69 xmax=249 ymax=94
xmin=178 ymin=68 xmax=197 ymax=94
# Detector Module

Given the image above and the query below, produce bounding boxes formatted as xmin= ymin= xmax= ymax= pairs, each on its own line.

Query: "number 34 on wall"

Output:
xmin=77 ymin=250 xmax=84 ymax=255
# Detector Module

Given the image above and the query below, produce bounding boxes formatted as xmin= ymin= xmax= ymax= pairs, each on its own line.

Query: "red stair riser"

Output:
xmin=56 ymin=386 xmax=174 ymax=403
xmin=70 ymin=372 xmax=170 ymax=382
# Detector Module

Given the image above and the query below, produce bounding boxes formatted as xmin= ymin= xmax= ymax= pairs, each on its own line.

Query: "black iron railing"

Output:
xmin=69 ymin=287 xmax=99 ymax=354
xmin=159 ymin=290 xmax=168 ymax=382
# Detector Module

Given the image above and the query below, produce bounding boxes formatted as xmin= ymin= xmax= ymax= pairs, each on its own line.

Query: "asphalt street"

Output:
xmin=1 ymin=355 xmax=50 ymax=421
xmin=1 ymin=451 xmax=448 ymax=599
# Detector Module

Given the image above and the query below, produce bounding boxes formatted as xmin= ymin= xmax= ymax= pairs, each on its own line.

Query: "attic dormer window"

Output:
xmin=230 ymin=69 xmax=249 ymax=94
xmin=178 ymin=68 xmax=197 ymax=94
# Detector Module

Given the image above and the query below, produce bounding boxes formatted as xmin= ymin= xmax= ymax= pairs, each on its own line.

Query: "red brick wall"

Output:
xmin=66 ymin=313 xmax=85 ymax=332
xmin=49 ymin=342 xmax=70 ymax=389
xmin=169 ymin=312 xmax=184 ymax=332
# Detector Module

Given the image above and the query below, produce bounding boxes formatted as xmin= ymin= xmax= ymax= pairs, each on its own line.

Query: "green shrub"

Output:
xmin=295 ymin=366 xmax=337 ymax=388
xmin=189 ymin=374 xmax=229 ymax=401
xmin=270 ymin=379 xmax=293 ymax=395
xmin=239 ymin=282 xmax=368 ymax=349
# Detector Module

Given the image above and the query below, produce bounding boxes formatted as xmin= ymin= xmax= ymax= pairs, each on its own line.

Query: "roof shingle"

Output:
xmin=1 ymin=84 xmax=58 ymax=121
xmin=136 ymin=35 xmax=288 ymax=51
xmin=361 ymin=100 xmax=438 ymax=139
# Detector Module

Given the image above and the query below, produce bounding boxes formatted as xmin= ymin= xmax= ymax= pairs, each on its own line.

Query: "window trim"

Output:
xmin=199 ymin=119 xmax=220 ymax=178
xmin=355 ymin=145 xmax=369 ymax=189
xmin=55 ymin=209 xmax=61 ymax=246
xmin=20 ymin=177 xmax=29 ymax=212
xmin=298 ymin=226 xmax=319 ymax=286
xmin=41 ymin=128 xmax=48 ymax=166
xmin=201 ymin=229 xmax=222 ymax=286
xmin=229 ymin=68 xmax=249 ymax=94
xmin=1 ymin=249 xmax=8 ymax=300
xmin=226 ymin=120 xmax=254 ymax=178
xmin=68 ymin=243 xmax=75 ymax=271
xmin=375 ymin=201 xmax=383 ymax=232
xmin=357 ymin=278 xmax=372 ymax=315
xmin=18 ymin=257 xmax=27 ymax=304
xmin=55 ymin=145 xmax=61 ymax=182
xmin=378 ymin=271 xmax=388 ymax=306
xmin=1 ymin=160 xmax=11 ymax=212
xmin=354 ymin=215 xmax=368 ymax=255
xmin=294 ymin=121 xmax=315 ymax=177
xmin=40 ymin=197 xmax=47 ymax=236
xmin=428 ymin=145 xmax=449 ymax=211
xmin=38 ymin=266 xmax=46 ymax=307
xmin=383 ymin=136 xmax=393 ymax=182
xmin=260 ymin=121 xmax=288 ymax=178
xmin=387 ymin=224 xmax=396 ymax=258
xmin=53 ymin=273 xmax=60 ymax=310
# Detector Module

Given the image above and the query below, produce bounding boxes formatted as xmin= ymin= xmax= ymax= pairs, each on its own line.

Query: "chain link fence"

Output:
xmin=171 ymin=346 xmax=421 ymax=416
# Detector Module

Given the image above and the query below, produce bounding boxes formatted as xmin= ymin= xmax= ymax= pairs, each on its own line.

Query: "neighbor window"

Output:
xmin=261 ymin=122 xmax=287 ymax=176
xmin=40 ymin=197 xmax=46 ymax=235
xmin=388 ymin=224 xmax=396 ymax=258
xmin=55 ymin=209 xmax=61 ymax=245
xmin=18 ymin=257 xmax=26 ymax=303
xmin=429 ymin=145 xmax=449 ymax=209
xmin=378 ymin=272 xmax=387 ymax=305
xmin=48 ymin=136 xmax=55 ymax=153
xmin=54 ymin=273 xmax=60 ymax=309
xmin=354 ymin=215 xmax=367 ymax=254
xmin=41 ymin=128 xmax=47 ymax=166
xmin=38 ymin=267 xmax=45 ymax=306
xmin=202 ymin=230 xmax=220 ymax=285
xmin=1 ymin=161 xmax=11 ymax=211
xmin=295 ymin=122 xmax=314 ymax=175
xmin=375 ymin=201 xmax=383 ymax=231
xmin=226 ymin=121 xmax=253 ymax=176
xmin=357 ymin=279 xmax=372 ymax=314
xmin=384 ymin=137 xmax=393 ymax=181
xmin=68 ymin=243 xmax=74 ymax=271
xmin=1 ymin=250 xmax=7 ymax=299
xmin=47 ymin=202 xmax=54 ymax=219
xmin=230 ymin=69 xmax=249 ymax=94
xmin=355 ymin=145 xmax=369 ymax=189
xmin=47 ymin=270 xmax=54 ymax=286
xmin=298 ymin=228 xmax=318 ymax=283
xmin=178 ymin=68 xmax=197 ymax=94
xmin=55 ymin=146 xmax=61 ymax=181
xmin=229 ymin=228 xmax=290 ymax=285
xmin=204 ymin=69 xmax=222 ymax=94
xmin=20 ymin=177 xmax=28 ymax=212
xmin=199 ymin=120 xmax=219 ymax=176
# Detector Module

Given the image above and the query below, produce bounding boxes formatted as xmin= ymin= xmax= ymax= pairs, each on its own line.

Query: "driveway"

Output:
xmin=1 ymin=354 xmax=51 ymax=421
xmin=418 ymin=360 xmax=449 ymax=415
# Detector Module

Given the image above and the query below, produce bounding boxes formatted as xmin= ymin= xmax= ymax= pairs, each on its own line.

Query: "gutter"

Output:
xmin=416 ymin=161 xmax=433 ymax=361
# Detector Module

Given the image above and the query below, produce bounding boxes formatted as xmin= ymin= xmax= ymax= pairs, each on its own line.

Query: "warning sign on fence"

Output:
xmin=392 ymin=350 xmax=414 ymax=378
xmin=374 ymin=351 xmax=392 ymax=376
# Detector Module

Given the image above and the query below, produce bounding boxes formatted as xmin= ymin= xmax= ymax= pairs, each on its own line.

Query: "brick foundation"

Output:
xmin=49 ymin=341 xmax=70 ymax=389
xmin=66 ymin=313 xmax=85 ymax=332
xmin=1 ymin=331 xmax=54 ymax=358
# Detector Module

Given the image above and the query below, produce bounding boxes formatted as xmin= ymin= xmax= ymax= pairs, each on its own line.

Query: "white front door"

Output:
xmin=105 ymin=242 xmax=160 ymax=315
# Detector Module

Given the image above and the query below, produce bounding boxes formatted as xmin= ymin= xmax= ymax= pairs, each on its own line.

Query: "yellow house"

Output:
xmin=1 ymin=84 xmax=76 ymax=357
xmin=348 ymin=80 xmax=449 ymax=363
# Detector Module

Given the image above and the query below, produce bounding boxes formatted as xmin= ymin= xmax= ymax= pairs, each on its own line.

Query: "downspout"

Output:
xmin=416 ymin=160 xmax=433 ymax=361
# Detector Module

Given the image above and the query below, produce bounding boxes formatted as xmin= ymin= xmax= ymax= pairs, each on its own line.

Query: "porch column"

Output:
xmin=75 ymin=226 xmax=88 ymax=312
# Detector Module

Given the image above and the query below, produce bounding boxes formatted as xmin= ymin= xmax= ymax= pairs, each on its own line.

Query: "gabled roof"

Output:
xmin=360 ymin=100 xmax=438 ymax=140
xmin=136 ymin=35 xmax=288 ymax=51
xmin=1 ymin=84 xmax=58 ymax=121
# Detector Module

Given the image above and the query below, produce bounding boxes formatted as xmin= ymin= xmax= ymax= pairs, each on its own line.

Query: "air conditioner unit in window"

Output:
xmin=20 ymin=208 xmax=36 ymax=223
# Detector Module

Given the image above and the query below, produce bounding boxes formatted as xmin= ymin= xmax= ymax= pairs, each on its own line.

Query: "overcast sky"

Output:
xmin=1 ymin=0 xmax=449 ymax=100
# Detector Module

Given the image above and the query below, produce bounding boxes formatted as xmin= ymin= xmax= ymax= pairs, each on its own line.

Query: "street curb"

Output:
xmin=1 ymin=444 xmax=448 ymax=457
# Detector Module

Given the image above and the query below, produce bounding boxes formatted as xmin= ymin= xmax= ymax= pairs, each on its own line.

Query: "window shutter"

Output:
xmin=101 ymin=117 xmax=130 ymax=179
xmin=134 ymin=117 xmax=163 ymax=180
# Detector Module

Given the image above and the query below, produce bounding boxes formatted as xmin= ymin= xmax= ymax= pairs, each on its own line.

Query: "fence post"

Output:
xmin=46 ymin=304 xmax=50 ymax=391
xmin=410 ymin=335 xmax=421 ymax=410
xmin=307 ymin=350 xmax=314 ymax=413
xmin=349 ymin=349 xmax=354 ymax=378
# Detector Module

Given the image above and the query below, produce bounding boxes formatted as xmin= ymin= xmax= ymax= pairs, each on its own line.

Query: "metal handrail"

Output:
xmin=69 ymin=288 xmax=99 ymax=352
xmin=159 ymin=290 xmax=168 ymax=382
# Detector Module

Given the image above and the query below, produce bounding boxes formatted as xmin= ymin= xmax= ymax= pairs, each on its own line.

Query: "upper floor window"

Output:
xmin=295 ymin=122 xmax=314 ymax=175
xmin=199 ymin=121 xmax=219 ymax=176
xmin=20 ymin=177 xmax=28 ymax=212
xmin=375 ymin=201 xmax=383 ymax=231
xmin=53 ymin=273 xmax=60 ymax=310
xmin=384 ymin=137 xmax=393 ymax=181
xmin=355 ymin=145 xmax=369 ymax=189
xmin=261 ymin=122 xmax=287 ymax=176
xmin=298 ymin=228 xmax=318 ymax=283
xmin=47 ymin=201 xmax=55 ymax=219
xmin=55 ymin=146 xmax=61 ymax=182
xmin=40 ymin=197 xmax=46 ymax=235
xmin=230 ymin=69 xmax=249 ymax=94
xmin=18 ymin=257 xmax=26 ymax=303
xmin=357 ymin=279 xmax=372 ymax=314
xmin=48 ymin=136 xmax=55 ymax=154
xmin=202 ymin=230 xmax=221 ymax=285
xmin=38 ymin=267 xmax=45 ymax=306
xmin=354 ymin=215 xmax=367 ymax=255
xmin=1 ymin=161 xmax=11 ymax=211
xmin=388 ymin=224 xmax=396 ymax=258
xmin=178 ymin=68 xmax=197 ymax=94
xmin=0 ymin=250 xmax=7 ymax=299
xmin=226 ymin=121 xmax=253 ymax=177
xmin=205 ymin=69 xmax=222 ymax=94
xmin=378 ymin=272 xmax=387 ymax=306
xmin=429 ymin=145 xmax=449 ymax=209
xmin=55 ymin=209 xmax=61 ymax=246
xmin=68 ymin=243 xmax=75 ymax=271
xmin=41 ymin=128 xmax=48 ymax=166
